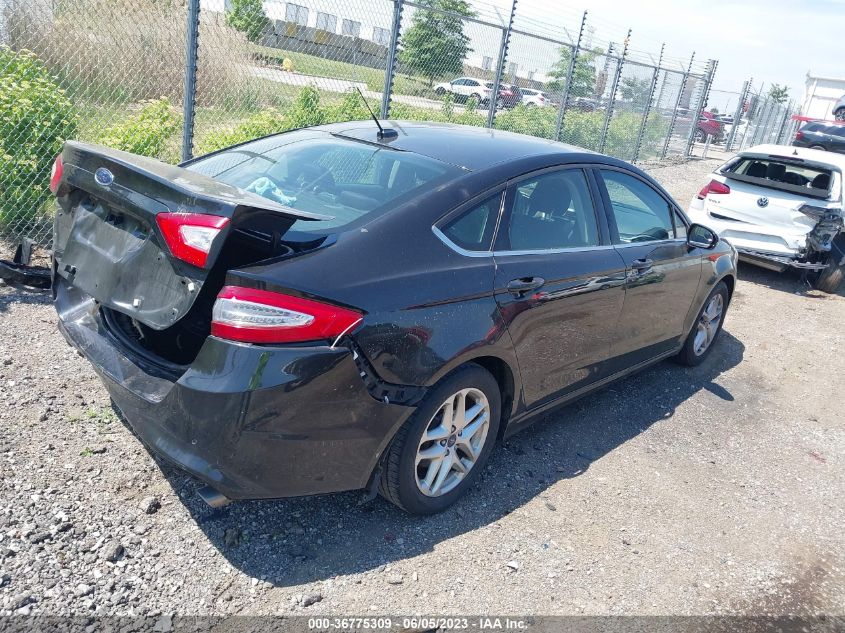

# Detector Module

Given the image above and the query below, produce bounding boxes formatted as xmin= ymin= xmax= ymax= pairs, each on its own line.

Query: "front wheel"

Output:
xmin=379 ymin=364 xmax=501 ymax=514
xmin=435 ymin=86 xmax=446 ymax=96
xmin=676 ymin=281 xmax=729 ymax=366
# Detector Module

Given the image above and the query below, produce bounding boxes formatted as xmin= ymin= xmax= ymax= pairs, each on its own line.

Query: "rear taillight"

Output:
xmin=697 ymin=179 xmax=730 ymax=199
xmin=795 ymin=131 xmax=805 ymax=140
xmin=211 ymin=286 xmax=363 ymax=344
xmin=155 ymin=212 xmax=229 ymax=268
xmin=49 ymin=154 xmax=63 ymax=194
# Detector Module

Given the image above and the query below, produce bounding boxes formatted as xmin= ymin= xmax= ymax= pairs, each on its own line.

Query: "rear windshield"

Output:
xmin=720 ymin=156 xmax=835 ymax=198
xmin=185 ymin=130 xmax=463 ymax=233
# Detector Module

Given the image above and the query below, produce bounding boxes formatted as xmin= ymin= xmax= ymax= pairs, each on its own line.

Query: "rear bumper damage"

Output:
xmin=55 ymin=277 xmax=413 ymax=501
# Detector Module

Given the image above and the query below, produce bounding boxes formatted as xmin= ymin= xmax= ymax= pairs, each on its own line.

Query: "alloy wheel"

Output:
xmin=693 ymin=293 xmax=724 ymax=356
xmin=414 ymin=388 xmax=491 ymax=497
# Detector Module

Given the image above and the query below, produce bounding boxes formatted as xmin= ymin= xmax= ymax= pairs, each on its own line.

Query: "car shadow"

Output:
xmin=736 ymin=261 xmax=845 ymax=299
xmin=0 ymin=282 xmax=52 ymax=313
xmin=132 ymin=330 xmax=745 ymax=589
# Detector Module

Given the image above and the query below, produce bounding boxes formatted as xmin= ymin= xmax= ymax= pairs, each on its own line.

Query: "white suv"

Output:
xmin=521 ymin=88 xmax=549 ymax=108
xmin=433 ymin=77 xmax=492 ymax=105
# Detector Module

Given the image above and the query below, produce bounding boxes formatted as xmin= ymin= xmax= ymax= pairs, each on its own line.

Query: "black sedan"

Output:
xmin=50 ymin=121 xmax=737 ymax=515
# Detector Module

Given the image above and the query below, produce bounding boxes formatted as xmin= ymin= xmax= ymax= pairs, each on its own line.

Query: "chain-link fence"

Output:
xmin=0 ymin=0 xmax=799 ymax=249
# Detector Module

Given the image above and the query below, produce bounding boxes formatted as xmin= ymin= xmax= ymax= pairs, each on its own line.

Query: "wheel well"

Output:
xmin=722 ymin=274 xmax=735 ymax=301
xmin=470 ymin=356 xmax=516 ymax=437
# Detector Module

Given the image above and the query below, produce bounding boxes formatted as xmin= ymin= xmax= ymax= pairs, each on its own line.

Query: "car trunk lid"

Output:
xmin=52 ymin=141 xmax=330 ymax=330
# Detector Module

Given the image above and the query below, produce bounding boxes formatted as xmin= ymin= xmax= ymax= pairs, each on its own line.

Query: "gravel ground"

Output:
xmin=1 ymin=157 xmax=843 ymax=618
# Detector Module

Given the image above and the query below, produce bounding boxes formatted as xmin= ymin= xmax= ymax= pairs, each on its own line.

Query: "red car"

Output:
xmin=695 ymin=111 xmax=724 ymax=143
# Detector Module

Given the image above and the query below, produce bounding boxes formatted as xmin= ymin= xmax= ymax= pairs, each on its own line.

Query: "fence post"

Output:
xmin=486 ymin=0 xmax=517 ymax=128
xmin=180 ymin=0 xmax=201 ymax=163
xmin=597 ymin=29 xmax=630 ymax=154
xmin=632 ymin=42 xmax=664 ymax=162
xmin=774 ymin=100 xmax=791 ymax=144
xmin=752 ymin=98 xmax=772 ymax=145
xmin=725 ymin=78 xmax=750 ymax=152
xmin=380 ymin=0 xmax=403 ymax=119
xmin=684 ymin=58 xmax=716 ymax=157
xmin=660 ymin=52 xmax=694 ymax=160
xmin=554 ymin=10 xmax=587 ymax=142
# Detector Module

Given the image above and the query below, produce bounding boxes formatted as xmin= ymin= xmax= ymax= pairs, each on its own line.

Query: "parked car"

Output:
xmin=497 ymin=83 xmax=523 ymax=108
xmin=687 ymin=144 xmax=845 ymax=292
xmin=520 ymin=88 xmax=549 ymax=108
xmin=51 ymin=122 xmax=736 ymax=515
xmin=792 ymin=121 xmax=845 ymax=155
xmin=695 ymin=111 xmax=725 ymax=143
xmin=834 ymin=93 xmax=845 ymax=121
xmin=433 ymin=77 xmax=492 ymax=104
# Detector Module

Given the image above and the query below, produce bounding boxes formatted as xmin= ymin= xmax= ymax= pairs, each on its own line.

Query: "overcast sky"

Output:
xmin=509 ymin=0 xmax=844 ymax=104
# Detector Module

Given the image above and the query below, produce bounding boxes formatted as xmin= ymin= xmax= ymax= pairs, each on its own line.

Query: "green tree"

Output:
xmin=398 ymin=0 xmax=475 ymax=86
xmin=767 ymin=83 xmax=789 ymax=104
xmin=547 ymin=46 xmax=601 ymax=98
xmin=227 ymin=0 xmax=270 ymax=43
xmin=619 ymin=76 xmax=652 ymax=106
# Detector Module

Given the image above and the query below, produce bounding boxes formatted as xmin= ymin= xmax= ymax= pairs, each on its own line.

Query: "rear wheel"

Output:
xmin=694 ymin=128 xmax=707 ymax=143
xmin=379 ymin=364 xmax=500 ymax=514
xmin=676 ymin=282 xmax=729 ymax=366
xmin=813 ymin=239 xmax=845 ymax=293
xmin=435 ymin=86 xmax=446 ymax=96
xmin=810 ymin=144 xmax=826 ymax=151
xmin=834 ymin=108 xmax=845 ymax=122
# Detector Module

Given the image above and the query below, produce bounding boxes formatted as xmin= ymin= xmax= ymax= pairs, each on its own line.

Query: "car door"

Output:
xmin=493 ymin=167 xmax=627 ymax=410
xmin=829 ymin=126 xmax=845 ymax=153
xmin=595 ymin=168 xmax=703 ymax=367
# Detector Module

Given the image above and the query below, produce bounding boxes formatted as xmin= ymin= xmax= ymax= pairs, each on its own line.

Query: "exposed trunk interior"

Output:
xmin=101 ymin=223 xmax=325 ymax=367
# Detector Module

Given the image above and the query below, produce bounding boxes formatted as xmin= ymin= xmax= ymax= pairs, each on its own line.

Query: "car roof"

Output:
xmin=324 ymin=120 xmax=593 ymax=171
xmin=739 ymin=144 xmax=845 ymax=171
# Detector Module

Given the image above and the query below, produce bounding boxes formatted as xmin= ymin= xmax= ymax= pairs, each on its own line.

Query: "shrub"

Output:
xmin=196 ymin=86 xmax=329 ymax=154
xmin=0 ymin=47 xmax=77 ymax=235
xmin=98 ymin=98 xmax=180 ymax=158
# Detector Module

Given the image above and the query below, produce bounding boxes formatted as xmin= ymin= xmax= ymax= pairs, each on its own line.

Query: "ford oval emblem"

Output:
xmin=757 ymin=196 xmax=769 ymax=208
xmin=94 ymin=167 xmax=114 ymax=186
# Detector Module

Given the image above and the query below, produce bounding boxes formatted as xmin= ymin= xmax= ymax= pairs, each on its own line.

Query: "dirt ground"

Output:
xmin=0 ymin=157 xmax=843 ymax=618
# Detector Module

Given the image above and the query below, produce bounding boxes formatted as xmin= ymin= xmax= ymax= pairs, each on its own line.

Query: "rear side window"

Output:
xmin=440 ymin=194 xmax=501 ymax=252
xmin=599 ymin=170 xmax=675 ymax=243
xmin=502 ymin=169 xmax=600 ymax=251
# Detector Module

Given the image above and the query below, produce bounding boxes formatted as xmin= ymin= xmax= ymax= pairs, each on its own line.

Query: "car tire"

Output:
xmin=834 ymin=108 xmax=845 ymax=122
xmin=470 ymin=92 xmax=482 ymax=103
xmin=814 ymin=238 xmax=845 ymax=294
xmin=379 ymin=364 xmax=501 ymax=515
xmin=675 ymin=281 xmax=729 ymax=367
xmin=435 ymin=86 xmax=445 ymax=96
xmin=694 ymin=128 xmax=707 ymax=143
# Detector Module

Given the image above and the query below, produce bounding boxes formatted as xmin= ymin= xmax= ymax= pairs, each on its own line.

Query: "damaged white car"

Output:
xmin=687 ymin=144 xmax=845 ymax=292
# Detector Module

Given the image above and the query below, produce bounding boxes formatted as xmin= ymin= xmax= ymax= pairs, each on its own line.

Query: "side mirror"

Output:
xmin=687 ymin=223 xmax=719 ymax=249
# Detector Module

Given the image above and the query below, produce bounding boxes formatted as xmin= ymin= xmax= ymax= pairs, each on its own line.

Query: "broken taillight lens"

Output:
xmin=211 ymin=286 xmax=363 ymax=344
xmin=49 ymin=154 xmax=63 ymax=194
xmin=155 ymin=212 xmax=229 ymax=268
xmin=697 ymin=179 xmax=731 ymax=199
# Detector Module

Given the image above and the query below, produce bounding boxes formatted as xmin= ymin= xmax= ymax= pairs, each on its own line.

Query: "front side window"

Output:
xmin=440 ymin=193 xmax=501 ymax=252
xmin=599 ymin=170 xmax=674 ymax=243
xmin=186 ymin=131 xmax=463 ymax=234
xmin=503 ymin=169 xmax=599 ymax=251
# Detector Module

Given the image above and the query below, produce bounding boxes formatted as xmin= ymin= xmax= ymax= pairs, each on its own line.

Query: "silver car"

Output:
xmin=835 ymin=93 xmax=845 ymax=121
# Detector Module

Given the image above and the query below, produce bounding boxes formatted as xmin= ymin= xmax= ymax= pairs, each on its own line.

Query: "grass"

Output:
xmin=251 ymin=44 xmax=437 ymax=97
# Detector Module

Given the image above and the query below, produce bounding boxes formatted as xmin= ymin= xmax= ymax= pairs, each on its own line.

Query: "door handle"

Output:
xmin=631 ymin=258 xmax=654 ymax=274
xmin=507 ymin=276 xmax=545 ymax=297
